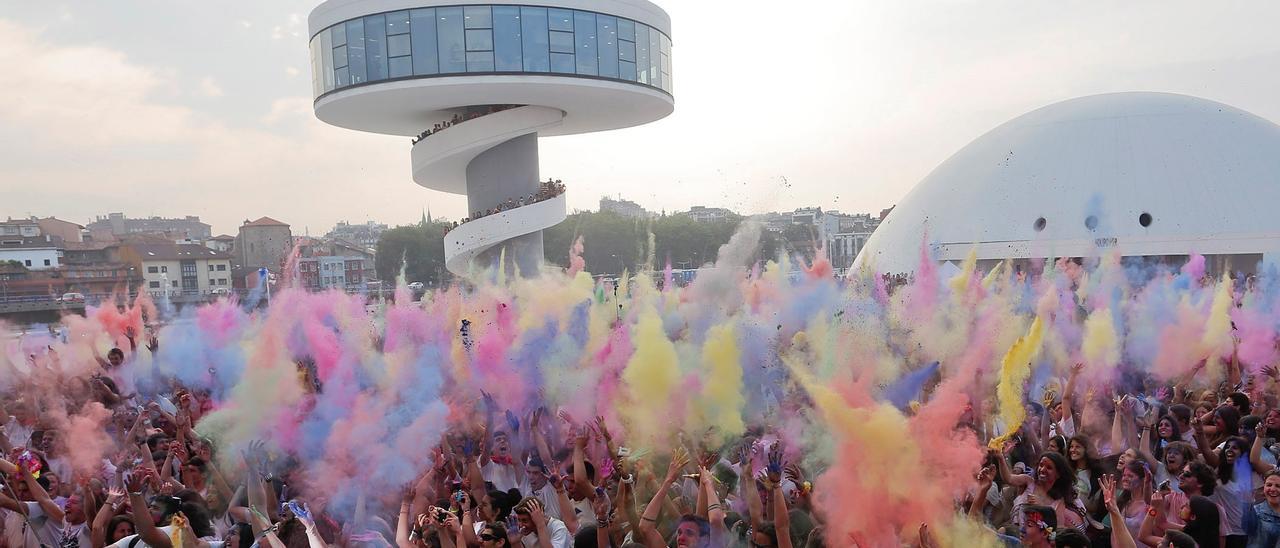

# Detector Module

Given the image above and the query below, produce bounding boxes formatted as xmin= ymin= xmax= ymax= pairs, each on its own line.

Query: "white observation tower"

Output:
xmin=307 ymin=0 xmax=674 ymax=277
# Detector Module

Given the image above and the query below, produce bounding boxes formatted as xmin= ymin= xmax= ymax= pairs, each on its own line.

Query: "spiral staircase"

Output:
xmin=411 ymin=106 xmax=568 ymax=276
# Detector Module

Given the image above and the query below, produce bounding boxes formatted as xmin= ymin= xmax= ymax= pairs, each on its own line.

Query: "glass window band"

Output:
xmin=312 ymin=4 xmax=671 ymax=99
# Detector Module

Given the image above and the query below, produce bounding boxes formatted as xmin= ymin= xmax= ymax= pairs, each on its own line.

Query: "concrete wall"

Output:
xmin=0 ymin=248 xmax=61 ymax=270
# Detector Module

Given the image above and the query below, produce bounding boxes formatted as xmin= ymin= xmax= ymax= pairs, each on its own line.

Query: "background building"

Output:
xmin=600 ymin=197 xmax=650 ymax=219
xmin=856 ymin=92 xmax=1280 ymax=275
xmin=683 ymin=206 xmax=734 ymax=223
xmin=206 ymin=235 xmax=236 ymax=253
xmin=296 ymin=237 xmax=375 ymax=292
xmin=87 ymin=213 xmax=211 ymax=240
xmin=307 ymin=0 xmax=674 ymax=277
xmin=235 ymin=217 xmax=293 ymax=273
xmin=326 ymin=221 xmax=387 ymax=249
xmin=119 ymin=243 xmax=233 ymax=297
xmin=0 ymin=235 xmax=63 ymax=271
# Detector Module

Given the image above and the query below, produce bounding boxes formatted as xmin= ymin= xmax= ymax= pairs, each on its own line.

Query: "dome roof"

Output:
xmin=854 ymin=92 xmax=1280 ymax=274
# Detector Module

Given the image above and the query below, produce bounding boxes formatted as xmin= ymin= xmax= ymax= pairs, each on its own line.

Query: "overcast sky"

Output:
xmin=2 ymin=1 xmax=1279 ymax=236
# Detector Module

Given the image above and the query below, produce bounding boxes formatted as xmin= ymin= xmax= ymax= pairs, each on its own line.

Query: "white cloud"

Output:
xmin=198 ymin=76 xmax=224 ymax=98
xmin=0 ymin=18 xmax=455 ymax=235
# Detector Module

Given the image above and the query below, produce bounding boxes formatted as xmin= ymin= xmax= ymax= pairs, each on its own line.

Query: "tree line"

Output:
xmin=375 ymin=211 xmax=801 ymax=285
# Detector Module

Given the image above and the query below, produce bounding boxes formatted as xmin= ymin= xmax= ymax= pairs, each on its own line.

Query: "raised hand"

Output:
xmin=699 ymin=448 xmax=720 ymax=471
xmin=591 ymin=487 xmax=611 ymax=521
xmin=527 ymin=498 xmax=547 ymax=526
xmin=977 ymin=466 xmax=995 ymax=490
xmin=505 ymin=410 xmax=520 ymax=434
xmin=1100 ymin=474 xmax=1118 ymax=512
xmin=194 ymin=441 xmax=212 ymax=463
xmin=595 ymin=416 xmax=612 ymax=442
xmin=1263 ymin=365 xmax=1279 ymax=380
xmin=480 ymin=391 xmax=498 ymax=414
xmin=1070 ymin=362 xmax=1084 ymax=375
xmin=126 ymin=466 xmax=147 ymax=494
xmin=784 ymin=462 xmax=807 ymax=485
xmin=918 ymin=523 xmax=938 ymax=548
xmin=666 ymin=447 xmax=690 ymax=483
xmin=766 ymin=441 xmax=785 ymax=484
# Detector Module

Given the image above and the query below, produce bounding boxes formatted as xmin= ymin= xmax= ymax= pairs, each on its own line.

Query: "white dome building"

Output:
xmin=854 ymin=92 xmax=1280 ymax=275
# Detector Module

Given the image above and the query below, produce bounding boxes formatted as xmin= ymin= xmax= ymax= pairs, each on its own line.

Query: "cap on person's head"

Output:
xmin=1023 ymin=504 xmax=1057 ymax=531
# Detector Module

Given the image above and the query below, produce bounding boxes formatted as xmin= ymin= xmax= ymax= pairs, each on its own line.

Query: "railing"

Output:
xmin=445 ymin=181 xmax=567 ymax=234
xmin=410 ymin=105 xmax=523 ymax=144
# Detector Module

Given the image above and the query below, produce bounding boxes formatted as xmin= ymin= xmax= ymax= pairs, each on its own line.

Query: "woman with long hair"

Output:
xmin=1142 ymin=415 xmax=1183 ymax=464
xmin=1066 ymin=435 xmax=1105 ymax=513
xmin=997 ymin=450 xmax=1086 ymax=532
xmin=1194 ymin=429 xmax=1251 ymax=548
xmin=1154 ymin=442 xmax=1196 ymax=489
xmin=1180 ymin=496 xmax=1224 ymax=548
xmin=1108 ymin=460 xmax=1152 ymax=546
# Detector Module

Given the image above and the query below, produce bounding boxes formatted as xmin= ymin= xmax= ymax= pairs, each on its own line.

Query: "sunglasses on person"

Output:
xmin=479 ymin=532 xmax=501 ymax=541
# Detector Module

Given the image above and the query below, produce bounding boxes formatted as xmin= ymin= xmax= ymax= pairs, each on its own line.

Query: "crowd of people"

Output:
xmin=447 ymin=180 xmax=567 ymax=233
xmin=2 ymin=247 xmax=1280 ymax=548
xmin=411 ymin=106 xmax=522 ymax=145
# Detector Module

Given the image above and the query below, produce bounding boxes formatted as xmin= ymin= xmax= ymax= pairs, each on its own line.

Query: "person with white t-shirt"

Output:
xmin=55 ymin=493 xmax=92 ymax=548
xmin=0 ymin=458 xmax=67 ymax=548
xmin=513 ymin=498 xmax=571 ymax=548
xmin=1044 ymin=364 xmax=1083 ymax=442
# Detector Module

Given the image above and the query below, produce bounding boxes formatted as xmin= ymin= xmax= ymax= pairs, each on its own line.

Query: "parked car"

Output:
xmin=407 ymin=281 xmax=425 ymax=291
xmin=211 ymin=288 xmax=231 ymax=296
xmin=59 ymin=292 xmax=85 ymax=303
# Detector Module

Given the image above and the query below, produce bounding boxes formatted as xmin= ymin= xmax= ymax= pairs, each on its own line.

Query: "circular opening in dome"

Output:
xmin=1139 ymin=212 xmax=1152 ymax=227
xmin=1033 ymin=217 xmax=1047 ymax=232
xmin=1085 ymin=215 xmax=1099 ymax=231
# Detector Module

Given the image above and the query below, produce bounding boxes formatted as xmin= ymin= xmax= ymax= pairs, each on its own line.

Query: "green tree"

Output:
xmin=374 ymin=222 xmax=452 ymax=286
xmin=543 ymin=211 xmax=789 ymax=275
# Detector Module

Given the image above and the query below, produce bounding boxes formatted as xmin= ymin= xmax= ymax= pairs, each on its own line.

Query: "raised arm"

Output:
xmin=1101 ymin=474 xmax=1136 ymax=548
xmin=992 ymin=448 xmax=1031 ymax=488
xmin=550 ymin=468 xmax=579 ymax=534
xmin=293 ymin=502 xmax=329 ymax=548
xmin=638 ymin=449 xmax=689 ymax=548
xmin=20 ymin=460 xmax=64 ymax=522
xmin=396 ymin=488 xmax=415 ymax=548
xmin=1251 ymin=422 xmax=1276 ymax=475
xmin=127 ymin=467 xmax=172 ymax=548
xmin=701 ymin=466 xmax=727 ymax=535
xmin=1192 ymin=417 xmax=1220 ymax=467
xmin=91 ymin=487 xmax=125 ymax=548
xmin=530 ymin=409 xmax=555 ymax=469
xmin=478 ymin=393 xmax=497 ymax=467
xmin=1136 ymin=415 xmax=1157 ymax=466
xmin=770 ymin=477 xmax=792 ymax=548
xmin=573 ymin=428 xmax=594 ymax=501
xmin=1062 ymin=363 xmax=1083 ymax=427
xmin=969 ymin=466 xmax=994 ymax=521
xmin=740 ymin=447 xmax=764 ymax=530
xmin=1137 ymin=489 xmax=1171 ymax=547
xmin=617 ymin=461 xmax=639 ymax=535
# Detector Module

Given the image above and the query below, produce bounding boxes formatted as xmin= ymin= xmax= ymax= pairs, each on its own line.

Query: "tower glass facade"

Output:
xmin=311 ymin=4 xmax=672 ymax=99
